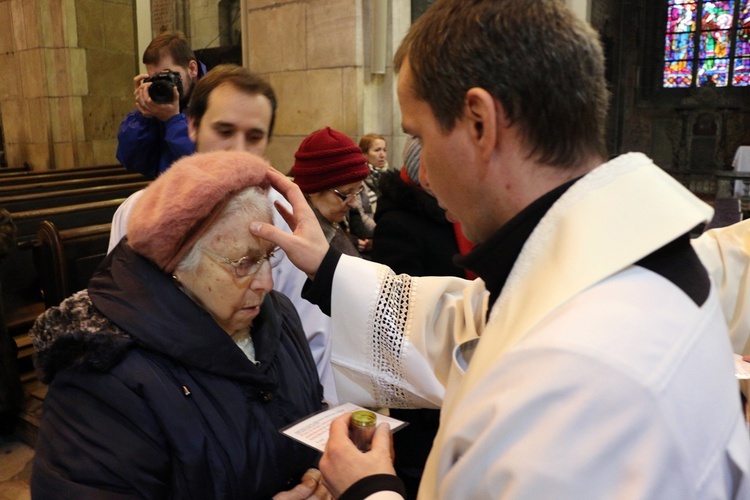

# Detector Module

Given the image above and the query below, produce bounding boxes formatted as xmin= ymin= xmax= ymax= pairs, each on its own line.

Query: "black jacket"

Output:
xmin=372 ymin=171 xmax=463 ymax=278
xmin=30 ymin=242 xmax=323 ymax=499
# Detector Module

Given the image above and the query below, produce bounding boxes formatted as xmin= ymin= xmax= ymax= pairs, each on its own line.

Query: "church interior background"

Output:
xmin=0 ymin=0 xmax=747 ymax=197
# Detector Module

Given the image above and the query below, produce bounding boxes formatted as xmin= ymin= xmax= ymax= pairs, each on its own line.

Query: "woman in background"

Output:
xmin=371 ymin=137 xmax=474 ymax=499
xmin=291 ymin=127 xmax=373 ymax=257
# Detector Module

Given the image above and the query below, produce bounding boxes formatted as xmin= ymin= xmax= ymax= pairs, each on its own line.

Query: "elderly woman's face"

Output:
xmin=308 ymin=180 xmax=363 ymax=224
xmin=175 ymin=212 xmax=275 ymax=336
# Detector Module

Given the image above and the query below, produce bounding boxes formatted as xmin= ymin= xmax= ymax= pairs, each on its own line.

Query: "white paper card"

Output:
xmin=280 ymin=402 xmax=408 ymax=452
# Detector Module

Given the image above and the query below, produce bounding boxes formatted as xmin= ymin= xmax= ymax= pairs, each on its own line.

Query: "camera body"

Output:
xmin=143 ymin=70 xmax=183 ymax=104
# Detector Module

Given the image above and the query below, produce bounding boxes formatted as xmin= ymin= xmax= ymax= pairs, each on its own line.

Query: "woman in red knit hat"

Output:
xmin=291 ymin=127 xmax=373 ymax=257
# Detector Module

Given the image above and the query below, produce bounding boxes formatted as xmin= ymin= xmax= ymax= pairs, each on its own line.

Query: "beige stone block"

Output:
xmin=53 ymin=142 xmax=75 ymax=168
xmin=248 ymin=0 xmax=297 ymax=9
xmin=20 ymin=142 xmax=53 ymax=170
xmin=71 ymin=97 xmax=85 ymax=141
xmin=39 ymin=0 xmax=66 ymax=47
xmin=82 ymin=95 xmax=118 ymax=140
xmin=48 ymin=97 xmax=84 ymax=143
xmin=362 ymin=66 xmax=395 ymax=135
xmin=10 ymin=0 xmax=27 ymax=51
xmin=0 ymin=53 xmax=22 ymax=99
xmin=307 ymin=0 xmax=360 ymax=68
xmin=0 ymin=1 xmax=15 ymax=53
xmin=44 ymin=48 xmax=71 ymax=97
xmin=69 ymin=48 xmax=89 ymax=96
xmin=87 ymin=48 xmax=136 ymax=97
xmin=76 ymin=0 xmax=104 ymax=48
xmin=341 ymin=66 xmax=362 ymax=135
xmin=270 ymin=68 xmax=346 ymax=136
xmin=63 ymin=0 xmax=78 ymax=46
xmin=26 ymin=97 xmax=51 ymax=143
xmin=104 ymin=1 xmax=135 ymax=53
xmin=112 ymin=95 xmax=135 ymax=124
xmin=48 ymin=97 xmax=72 ymax=143
xmin=1 ymin=99 xmax=31 ymax=143
xmin=19 ymin=48 xmax=46 ymax=98
xmin=20 ymin=0 xmax=42 ymax=49
xmin=248 ymin=3 xmax=306 ymax=73
xmin=3 ymin=143 xmax=24 ymax=168
xmin=265 ymin=135 xmax=307 ymax=175
xmin=74 ymin=141 xmax=96 ymax=167
xmin=391 ymin=0 xmax=411 ymax=59
xmin=92 ymin=138 xmax=118 ymax=165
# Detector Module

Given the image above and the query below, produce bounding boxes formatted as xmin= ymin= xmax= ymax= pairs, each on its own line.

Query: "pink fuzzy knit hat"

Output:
xmin=291 ymin=127 xmax=370 ymax=193
xmin=128 ymin=151 xmax=270 ymax=273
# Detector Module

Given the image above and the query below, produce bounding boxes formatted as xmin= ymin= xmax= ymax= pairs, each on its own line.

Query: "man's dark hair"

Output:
xmin=394 ymin=0 xmax=609 ymax=168
xmin=143 ymin=31 xmax=196 ymax=69
xmin=187 ymin=64 xmax=278 ymax=140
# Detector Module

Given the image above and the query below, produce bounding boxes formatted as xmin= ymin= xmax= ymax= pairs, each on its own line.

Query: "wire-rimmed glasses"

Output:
xmin=199 ymin=246 xmax=278 ymax=278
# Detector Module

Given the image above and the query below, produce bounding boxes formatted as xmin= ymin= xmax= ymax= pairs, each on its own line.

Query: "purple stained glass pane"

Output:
xmin=737 ymin=29 xmax=750 ymax=56
xmin=739 ymin=1 xmax=750 ymax=26
xmin=700 ymin=30 xmax=731 ymax=58
xmin=663 ymin=60 xmax=694 ymax=87
xmin=698 ymin=58 xmax=729 ymax=86
xmin=702 ymin=1 xmax=734 ymax=30
xmin=733 ymin=57 xmax=750 ymax=85
xmin=666 ymin=3 xmax=697 ymax=33
xmin=665 ymin=33 xmax=695 ymax=59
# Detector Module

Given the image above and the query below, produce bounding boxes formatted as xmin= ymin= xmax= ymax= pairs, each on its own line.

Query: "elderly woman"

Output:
xmin=29 ymin=152 xmax=326 ymax=499
xmin=291 ymin=127 xmax=373 ymax=256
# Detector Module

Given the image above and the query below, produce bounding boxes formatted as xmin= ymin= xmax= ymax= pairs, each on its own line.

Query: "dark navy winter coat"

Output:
xmin=29 ymin=242 xmax=324 ymax=499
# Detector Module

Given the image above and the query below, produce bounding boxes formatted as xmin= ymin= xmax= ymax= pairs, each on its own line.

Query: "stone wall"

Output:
xmin=246 ymin=0 xmax=410 ymax=173
xmin=0 ymin=0 xmax=134 ymax=170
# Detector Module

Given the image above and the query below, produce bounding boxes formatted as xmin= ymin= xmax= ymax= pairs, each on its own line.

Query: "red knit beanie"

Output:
xmin=291 ymin=127 xmax=370 ymax=193
xmin=128 ymin=151 xmax=270 ymax=273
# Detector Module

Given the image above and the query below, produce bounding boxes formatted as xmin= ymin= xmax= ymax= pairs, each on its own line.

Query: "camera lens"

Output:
xmin=148 ymin=80 xmax=175 ymax=104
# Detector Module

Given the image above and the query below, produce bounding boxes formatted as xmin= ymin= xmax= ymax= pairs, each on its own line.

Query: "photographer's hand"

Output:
xmin=133 ymin=75 xmax=179 ymax=121
xmin=133 ymin=74 xmax=154 ymax=118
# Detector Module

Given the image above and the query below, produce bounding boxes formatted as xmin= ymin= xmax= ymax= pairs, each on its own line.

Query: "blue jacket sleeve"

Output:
xmin=116 ymin=111 xmax=194 ymax=178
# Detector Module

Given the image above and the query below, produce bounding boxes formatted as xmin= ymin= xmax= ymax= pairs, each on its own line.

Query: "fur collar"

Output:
xmin=29 ymin=290 xmax=134 ymax=384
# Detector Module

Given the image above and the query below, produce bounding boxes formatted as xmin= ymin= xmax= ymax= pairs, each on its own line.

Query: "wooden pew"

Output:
xmin=1 ymin=199 xmax=124 ymax=340
xmin=0 ymin=181 xmax=148 ymax=213
xmin=0 ymin=174 xmax=144 ymax=197
xmin=0 ymin=165 xmax=131 ymax=185
xmin=0 ymin=164 xmax=32 ymax=176
xmin=34 ymin=221 xmax=112 ymax=308
xmin=11 ymin=198 xmax=125 ymax=240
xmin=0 ymin=163 xmax=118 ymax=179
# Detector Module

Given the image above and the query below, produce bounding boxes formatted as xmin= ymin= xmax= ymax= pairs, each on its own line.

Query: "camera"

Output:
xmin=143 ymin=70 xmax=183 ymax=104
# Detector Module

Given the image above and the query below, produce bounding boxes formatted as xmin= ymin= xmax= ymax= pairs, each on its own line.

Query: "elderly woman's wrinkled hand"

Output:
xmin=251 ymin=168 xmax=330 ymax=279
xmin=272 ymin=468 xmax=332 ymax=500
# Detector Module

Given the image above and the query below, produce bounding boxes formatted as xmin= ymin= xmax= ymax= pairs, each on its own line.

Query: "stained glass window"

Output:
xmin=663 ymin=0 xmax=750 ymax=87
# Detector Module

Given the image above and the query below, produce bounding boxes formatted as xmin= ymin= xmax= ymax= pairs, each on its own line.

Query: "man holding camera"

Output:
xmin=116 ymin=31 xmax=206 ymax=179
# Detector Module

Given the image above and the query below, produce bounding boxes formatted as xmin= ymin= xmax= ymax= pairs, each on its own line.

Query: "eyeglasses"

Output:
xmin=330 ymin=185 xmax=364 ymax=202
xmin=199 ymin=246 xmax=278 ymax=278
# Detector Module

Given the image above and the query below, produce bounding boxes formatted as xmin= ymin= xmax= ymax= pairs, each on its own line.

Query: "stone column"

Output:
xmin=245 ymin=0 xmax=409 ymax=173
xmin=0 ymin=0 xmax=134 ymax=170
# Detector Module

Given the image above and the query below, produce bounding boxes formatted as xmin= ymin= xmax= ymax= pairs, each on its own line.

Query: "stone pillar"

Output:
xmin=0 ymin=0 xmax=134 ymax=170
xmin=245 ymin=0 xmax=409 ymax=174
